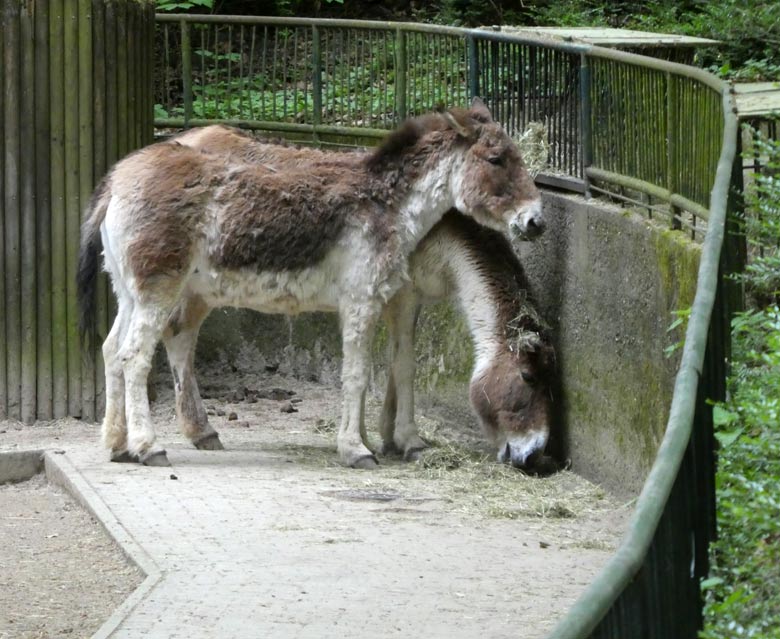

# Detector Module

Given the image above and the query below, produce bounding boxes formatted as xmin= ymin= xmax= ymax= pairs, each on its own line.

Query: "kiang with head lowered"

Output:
xmin=381 ymin=210 xmax=557 ymax=472
xmin=77 ymin=98 xmax=545 ymax=469
xmin=174 ymin=124 xmax=556 ymax=472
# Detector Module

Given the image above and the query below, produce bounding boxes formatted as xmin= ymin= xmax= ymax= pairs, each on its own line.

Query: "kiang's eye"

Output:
xmin=521 ymin=371 xmax=536 ymax=385
xmin=487 ymin=155 xmax=503 ymax=166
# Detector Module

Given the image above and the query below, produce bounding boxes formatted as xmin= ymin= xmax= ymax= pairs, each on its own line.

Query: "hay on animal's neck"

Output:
xmin=506 ymin=289 xmax=549 ymax=351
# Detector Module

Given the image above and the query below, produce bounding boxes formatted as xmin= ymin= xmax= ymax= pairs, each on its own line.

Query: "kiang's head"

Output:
xmin=469 ymin=332 xmax=555 ymax=471
xmin=447 ymin=98 xmax=545 ymax=242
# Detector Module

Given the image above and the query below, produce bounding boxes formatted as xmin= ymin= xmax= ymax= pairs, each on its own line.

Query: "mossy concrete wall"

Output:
xmin=193 ymin=191 xmax=701 ymax=497
xmin=518 ymin=192 xmax=700 ymax=496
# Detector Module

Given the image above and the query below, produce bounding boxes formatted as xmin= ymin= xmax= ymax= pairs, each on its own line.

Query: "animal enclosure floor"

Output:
xmin=0 ymin=371 xmax=632 ymax=639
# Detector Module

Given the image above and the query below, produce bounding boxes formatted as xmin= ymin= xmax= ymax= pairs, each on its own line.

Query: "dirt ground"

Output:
xmin=0 ymin=475 xmax=143 ymax=639
xmin=0 ymin=365 xmax=634 ymax=638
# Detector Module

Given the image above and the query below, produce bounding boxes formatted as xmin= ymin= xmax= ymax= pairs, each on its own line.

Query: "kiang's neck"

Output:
xmin=444 ymin=243 xmax=506 ymax=377
xmin=395 ymin=155 xmax=460 ymax=253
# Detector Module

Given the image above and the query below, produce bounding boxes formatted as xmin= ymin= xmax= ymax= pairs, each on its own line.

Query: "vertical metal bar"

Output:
xmin=247 ymin=26 xmax=256 ymax=120
xmin=238 ymin=24 xmax=245 ymax=118
xmin=291 ymin=28 xmax=298 ymax=122
xmin=20 ymin=2 xmax=37 ymax=422
xmin=395 ymin=28 xmax=406 ymax=121
xmin=4 ymin=0 xmax=22 ymax=419
xmin=211 ymin=25 xmax=220 ymax=119
xmin=271 ymin=26 xmax=279 ymax=120
xmin=35 ymin=0 xmax=53 ymax=420
xmin=312 ymin=25 xmax=322 ymax=138
xmin=667 ymin=72 xmax=681 ymax=229
xmin=467 ymin=34 xmax=478 ymax=99
xmin=382 ymin=31 xmax=389 ymax=124
xmin=580 ymin=54 xmax=592 ymax=196
xmin=181 ymin=19 xmax=192 ymax=125
xmin=227 ymin=24 xmax=234 ymax=118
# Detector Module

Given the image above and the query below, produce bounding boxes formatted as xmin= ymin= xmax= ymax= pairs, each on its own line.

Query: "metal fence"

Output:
xmin=153 ymin=15 xmax=741 ymax=638
xmin=154 ymin=16 xmax=730 ymax=238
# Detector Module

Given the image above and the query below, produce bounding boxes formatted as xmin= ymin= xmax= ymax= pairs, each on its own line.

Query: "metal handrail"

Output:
xmin=154 ymin=15 xmax=726 ymax=232
xmin=548 ymin=90 xmax=737 ymax=637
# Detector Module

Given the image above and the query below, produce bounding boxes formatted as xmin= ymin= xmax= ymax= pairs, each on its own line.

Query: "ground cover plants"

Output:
xmin=700 ymin=128 xmax=780 ymax=639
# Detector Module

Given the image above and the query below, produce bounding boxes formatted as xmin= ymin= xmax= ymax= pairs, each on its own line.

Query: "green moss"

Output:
xmin=414 ymin=301 xmax=474 ymax=389
xmin=654 ymin=227 xmax=701 ymax=311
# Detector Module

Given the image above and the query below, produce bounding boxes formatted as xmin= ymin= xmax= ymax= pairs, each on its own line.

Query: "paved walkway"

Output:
xmin=39 ymin=438 xmax=621 ymax=639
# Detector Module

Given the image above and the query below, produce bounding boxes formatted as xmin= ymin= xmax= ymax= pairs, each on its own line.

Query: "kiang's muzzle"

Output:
xmin=509 ymin=198 xmax=545 ymax=241
xmin=498 ymin=430 xmax=549 ymax=470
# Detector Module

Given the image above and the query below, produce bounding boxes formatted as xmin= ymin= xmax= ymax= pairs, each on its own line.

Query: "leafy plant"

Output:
xmin=701 ymin=122 xmax=780 ymax=639
xmin=156 ymin=0 xmax=214 ymax=12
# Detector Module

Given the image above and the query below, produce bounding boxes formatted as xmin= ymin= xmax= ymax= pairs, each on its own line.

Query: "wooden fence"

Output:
xmin=0 ymin=0 xmax=154 ymax=423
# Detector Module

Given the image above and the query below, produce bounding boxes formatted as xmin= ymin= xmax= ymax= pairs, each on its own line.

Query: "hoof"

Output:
xmin=350 ymin=454 xmax=379 ymax=470
xmin=380 ymin=441 xmax=401 ymax=457
xmin=194 ymin=432 xmax=224 ymax=451
xmin=110 ymin=450 xmax=138 ymax=464
xmin=140 ymin=450 xmax=171 ymax=467
xmin=403 ymin=446 xmax=427 ymax=463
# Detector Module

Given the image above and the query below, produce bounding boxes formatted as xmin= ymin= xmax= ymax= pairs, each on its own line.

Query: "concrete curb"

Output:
xmin=0 ymin=449 xmax=45 ymax=483
xmin=43 ymin=451 xmax=163 ymax=639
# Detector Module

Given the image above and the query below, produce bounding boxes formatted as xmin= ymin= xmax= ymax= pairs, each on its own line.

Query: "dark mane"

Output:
xmin=365 ymin=113 xmax=447 ymax=171
xmin=442 ymin=210 xmax=550 ymax=342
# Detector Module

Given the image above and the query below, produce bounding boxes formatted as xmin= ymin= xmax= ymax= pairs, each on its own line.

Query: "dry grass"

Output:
xmin=362 ymin=419 xmax=612 ymax=522
xmin=514 ymin=121 xmax=550 ymax=178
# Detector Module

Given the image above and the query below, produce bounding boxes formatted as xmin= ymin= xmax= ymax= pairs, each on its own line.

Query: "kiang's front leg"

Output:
xmin=381 ymin=289 xmax=427 ymax=461
xmin=338 ymin=301 xmax=382 ymax=469
xmin=162 ymin=295 xmax=223 ymax=451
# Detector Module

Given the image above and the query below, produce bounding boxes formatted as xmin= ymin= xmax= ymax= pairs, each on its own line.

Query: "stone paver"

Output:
xmin=45 ymin=439 xmax=619 ymax=639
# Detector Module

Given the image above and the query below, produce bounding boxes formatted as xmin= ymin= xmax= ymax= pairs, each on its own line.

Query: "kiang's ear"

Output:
xmin=443 ymin=109 xmax=473 ymax=138
xmin=469 ymin=96 xmax=493 ymax=123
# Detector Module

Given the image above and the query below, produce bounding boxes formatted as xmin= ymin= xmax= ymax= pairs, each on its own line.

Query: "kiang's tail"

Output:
xmin=76 ymin=172 xmax=112 ymax=347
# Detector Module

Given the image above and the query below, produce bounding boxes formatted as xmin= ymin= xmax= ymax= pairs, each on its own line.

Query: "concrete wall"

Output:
xmin=518 ymin=192 xmax=700 ymax=495
xmin=193 ymin=191 xmax=701 ymax=497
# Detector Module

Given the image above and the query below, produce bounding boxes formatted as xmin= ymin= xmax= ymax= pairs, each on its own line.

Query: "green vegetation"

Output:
xmin=700 ymin=127 xmax=780 ymax=639
xmin=526 ymin=1 xmax=780 ymax=81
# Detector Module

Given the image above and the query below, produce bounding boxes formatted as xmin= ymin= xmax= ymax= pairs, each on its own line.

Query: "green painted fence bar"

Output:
xmin=0 ymin=0 xmax=154 ymax=422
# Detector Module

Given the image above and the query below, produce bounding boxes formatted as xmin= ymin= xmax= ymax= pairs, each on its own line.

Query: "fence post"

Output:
xmin=180 ymin=19 xmax=192 ymax=126
xmin=667 ymin=71 xmax=681 ymax=230
xmin=311 ymin=24 xmax=322 ymax=143
xmin=580 ymin=53 xmax=592 ymax=197
xmin=394 ymin=28 xmax=406 ymax=121
xmin=467 ymin=34 xmax=479 ymax=99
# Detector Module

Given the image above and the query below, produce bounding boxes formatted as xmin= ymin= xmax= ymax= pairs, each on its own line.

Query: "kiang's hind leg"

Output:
xmin=102 ymin=296 xmax=133 ymax=462
xmin=162 ymin=295 xmax=223 ymax=450
xmin=119 ymin=299 xmax=176 ymax=466
xmin=381 ymin=289 xmax=427 ymax=461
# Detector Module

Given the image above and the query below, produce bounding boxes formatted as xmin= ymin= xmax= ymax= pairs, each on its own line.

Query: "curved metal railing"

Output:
xmin=153 ymin=16 xmax=741 ymax=636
